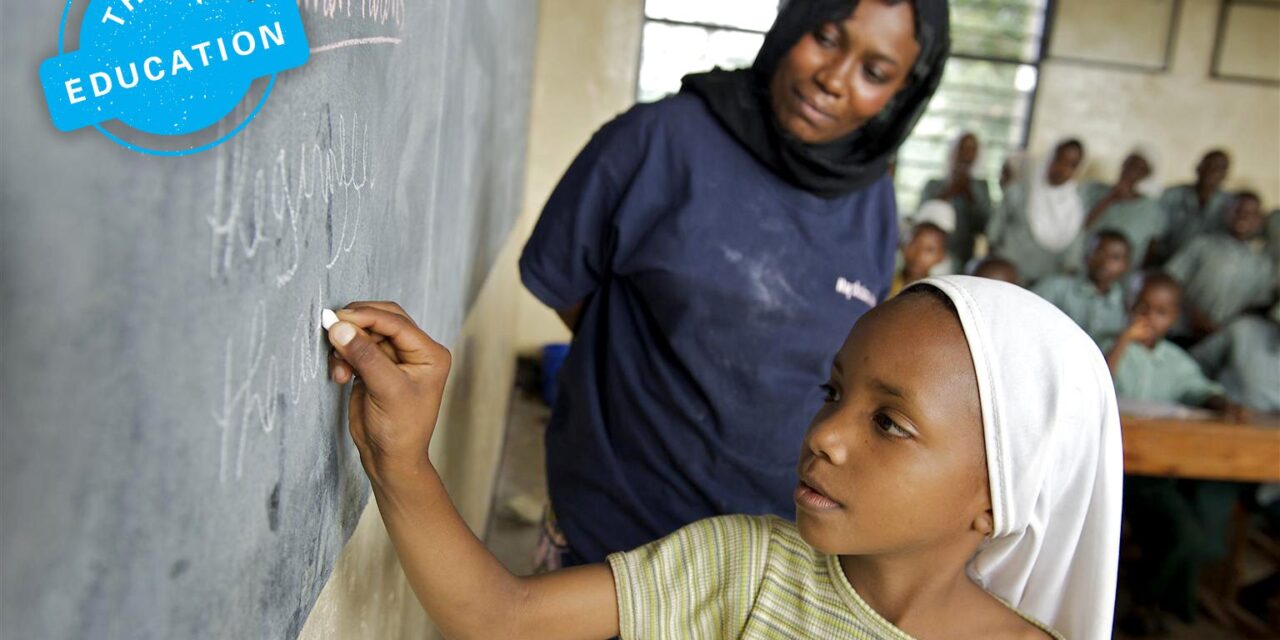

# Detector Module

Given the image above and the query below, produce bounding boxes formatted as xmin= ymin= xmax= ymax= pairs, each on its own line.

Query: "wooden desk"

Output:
xmin=1122 ymin=414 xmax=1280 ymax=482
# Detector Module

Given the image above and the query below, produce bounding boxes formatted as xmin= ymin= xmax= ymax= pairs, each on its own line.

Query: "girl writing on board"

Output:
xmin=322 ymin=275 xmax=1122 ymax=638
xmin=514 ymin=0 xmax=951 ymax=569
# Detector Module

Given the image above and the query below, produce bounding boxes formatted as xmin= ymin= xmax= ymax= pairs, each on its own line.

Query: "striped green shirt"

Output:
xmin=608 ymin=515 xmax=1062 ymax=639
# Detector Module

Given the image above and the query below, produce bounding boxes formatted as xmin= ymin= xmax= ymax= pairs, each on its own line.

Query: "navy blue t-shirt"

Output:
xmin=519 ymin=93 xmax=898 ymax=564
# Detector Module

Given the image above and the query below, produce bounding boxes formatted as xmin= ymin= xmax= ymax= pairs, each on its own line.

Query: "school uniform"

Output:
xmin=919 ymin=178 xmax=993 ymax=267
xmin=1157 ymin=184 xmax=1232 ymax=261
xmin=1165 ymin=233 xmax=1275 ymax=326
xmin=1080 ymin=181 xmax=1166 ymax=265
xmin=1032 ymin=274 xmax=1128 ymax=344
xmin=1109 ymin=338 xmax=1224 ymax=404
xmin=608 ymin=515 xmax=1063 ymax=640
xmin=1108 ymin=337 xmax=1234 ymax=621
xmin=986 ymin=181 xmax=1085 ymax=285
xmin=1190 ymin=314 xmax=1280 ymax=413
xmin=1267 ymin=209 xmax=1280 ymax=260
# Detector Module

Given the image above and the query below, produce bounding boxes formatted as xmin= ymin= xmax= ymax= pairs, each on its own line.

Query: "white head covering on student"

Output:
xmin=1025 ymin=156 xmax=1086 ymax=252
xmin=912 ymin=275 xmax=1123 ymax=640
xmin=912 ymin=199 xmax=957 ymax=234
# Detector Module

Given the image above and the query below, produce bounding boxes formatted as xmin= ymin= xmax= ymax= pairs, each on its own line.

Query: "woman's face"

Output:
xmin=795 ymin=293 xmax=992 ymax=556
xmin=769 ymin=0 xmax=921 ymax=144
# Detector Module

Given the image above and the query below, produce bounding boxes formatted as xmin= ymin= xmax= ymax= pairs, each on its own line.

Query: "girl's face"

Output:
xmin=768 ymin=0 xmax=921 ymax=144
xmin=1046 ymin=145 xmax=1083 ymax=186
xmin=796 ymin=293 xmax=993 ymax=556
xmin=1131 ymin=281 xmax=1180 ymax=340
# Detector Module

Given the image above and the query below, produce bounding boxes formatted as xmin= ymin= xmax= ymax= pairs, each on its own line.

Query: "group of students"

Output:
xmin=894 ymin=137 xmax=1280 ymax=635
xmin=313 ymin=1 xmax=1277 ymax=637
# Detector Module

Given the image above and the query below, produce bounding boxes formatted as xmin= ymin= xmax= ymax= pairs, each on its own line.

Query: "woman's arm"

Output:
xmin=326 ymin=303 xmax=619 ymax=640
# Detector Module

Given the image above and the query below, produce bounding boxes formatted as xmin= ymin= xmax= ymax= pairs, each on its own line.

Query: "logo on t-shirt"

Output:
xmin=835 ymin=277 xmax=877 ymax=307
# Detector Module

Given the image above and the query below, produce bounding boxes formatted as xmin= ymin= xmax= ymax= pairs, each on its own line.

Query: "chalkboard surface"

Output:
xmin=0 ymin=1 xmax=536 ymax=638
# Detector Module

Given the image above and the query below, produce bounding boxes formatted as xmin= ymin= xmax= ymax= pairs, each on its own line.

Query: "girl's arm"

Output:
xmin=325 ymin=303 xmax=619 ymax=640
xmin=1105 ymin=318 xmax=1151 ymax=375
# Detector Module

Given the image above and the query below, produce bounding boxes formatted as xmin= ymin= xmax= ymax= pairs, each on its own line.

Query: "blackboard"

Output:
xmin=0 ymin=0 xmax=537 ymax=637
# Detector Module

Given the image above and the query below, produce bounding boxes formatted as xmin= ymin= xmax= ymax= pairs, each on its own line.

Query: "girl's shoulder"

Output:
xmin=975 ymin=590 xmax=1063 ymax=640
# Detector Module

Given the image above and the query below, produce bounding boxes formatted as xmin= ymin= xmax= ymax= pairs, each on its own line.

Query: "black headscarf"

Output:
xmin=681 ymin=0 xmax=950 ymax=198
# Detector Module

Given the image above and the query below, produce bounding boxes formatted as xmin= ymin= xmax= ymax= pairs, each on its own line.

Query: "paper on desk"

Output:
xmin=1118 ymin=397 xmax=1215 ymax=420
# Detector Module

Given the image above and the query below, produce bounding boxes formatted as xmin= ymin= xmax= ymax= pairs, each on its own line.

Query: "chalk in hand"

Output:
xmin=321 ymin=308 xmax=340 ymax=331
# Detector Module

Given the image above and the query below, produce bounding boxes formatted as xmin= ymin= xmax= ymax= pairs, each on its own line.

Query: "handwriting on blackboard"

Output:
xmin=299 ymin=0 xmax=406 ymax=28
xmin=207 ymin=109 xmax=372 ymax=286
xmin=212 ymin=280 xmax=329 ymax=483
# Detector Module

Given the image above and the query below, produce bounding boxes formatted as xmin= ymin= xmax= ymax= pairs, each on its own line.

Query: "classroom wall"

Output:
xmin=511 ymin=0 xmax=645 ymax=354
xmin=1030 ymin=0 xmax=1280 ymax=204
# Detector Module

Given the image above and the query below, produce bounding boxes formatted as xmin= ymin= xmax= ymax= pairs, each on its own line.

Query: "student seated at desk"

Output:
xmin=1154 ymin=150 xmax=1232 ymax=264
xmin=1032 ymin=230 xmax=1130 ymax=344
xmin=890 ymin=221 xmax=949 ymax=296
xmin=1106 ymin=272 xmax=1250 ymax=635
xmin=1081 ymin=152 xmax=1163 ymax=269
xmin=970 ymin=255 xmax=1021 ymax=286
xmin=1165 ymin=191 xmax=1274 ymax=341
xmin=986 ymin=139 xmax=1086 ymax=285
xmin=1190 ymin=300 xmax=1280 ymax=415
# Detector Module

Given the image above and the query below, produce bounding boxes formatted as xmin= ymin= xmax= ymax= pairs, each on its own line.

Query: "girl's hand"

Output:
xmin=1121 ymin=317 xmax=1155 ymax=344
xmin=326 ymin=302 xmax=451 ymax=480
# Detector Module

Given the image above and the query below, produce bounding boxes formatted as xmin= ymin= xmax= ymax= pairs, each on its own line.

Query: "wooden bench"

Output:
xmin=1121 ymin=414 xmax=1280 ymax=636
xmin=1122 ymin=415 xmax=1280 ymax=482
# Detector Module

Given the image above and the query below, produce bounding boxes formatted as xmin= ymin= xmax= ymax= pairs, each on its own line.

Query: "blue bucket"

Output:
xmin=540 ymin=343 xmax=570 ymax=407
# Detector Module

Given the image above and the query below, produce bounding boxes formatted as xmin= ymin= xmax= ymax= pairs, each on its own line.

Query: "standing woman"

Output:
xmin=986 ymin=139 xmax=1086 ymax=286
xmin=919 ymin=131 xmax=994 ymax=270
xmin=519 ymin=0 xmax=950 ymax=566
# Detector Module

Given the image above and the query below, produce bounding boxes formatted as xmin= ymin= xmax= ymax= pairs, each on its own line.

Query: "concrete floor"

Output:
xmin=485 ymin=390 xmax=550 ymax=576
xmin=482 ymin=388 xmax=1267 ymax=638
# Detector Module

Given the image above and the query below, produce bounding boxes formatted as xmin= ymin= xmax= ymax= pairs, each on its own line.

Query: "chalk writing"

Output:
xmin=213 ymin=280 xmax=330 ymax=483
xmin=208 ymin=108 xmax=372 ymax=285
xmin=298 ymin=0 xmax=406 ymax=29
xmin=309 ymin=36 xmax=402 ymax=54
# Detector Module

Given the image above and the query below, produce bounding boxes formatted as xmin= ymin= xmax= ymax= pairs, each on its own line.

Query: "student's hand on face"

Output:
xmin=1122 ymin=317 xmax=1155 ymax=344
xmin=326 ymin=302 xmax=452 ymax=481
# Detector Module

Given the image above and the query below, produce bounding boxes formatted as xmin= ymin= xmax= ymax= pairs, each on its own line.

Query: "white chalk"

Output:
xmin=320 ymin=308 xmax=339 ymax=331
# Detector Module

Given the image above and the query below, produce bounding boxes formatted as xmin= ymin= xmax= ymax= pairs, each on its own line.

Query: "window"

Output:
xmin=635 ymin=0 xmax=1052 ymax=214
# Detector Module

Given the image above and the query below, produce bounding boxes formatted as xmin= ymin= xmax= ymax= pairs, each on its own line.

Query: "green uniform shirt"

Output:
xmin=1080 ymin=181 xmax=1167 ymax=266
xmin=920 ymin=178 xmax=994 ymax=267
xmin=1032 ymin=275 xmax=1128 ymax=344
xmin=1165 ymin=234 xmax=1275 ymax=325
xmin=1267 ymin=209 xmax=1280 ymax=260
xmin=1107 ymin=339 xmax=1224 ymax=405
xmin=986 ymin=182 xmax=1084 ymax=284
xmin=1191 ymin=315 xmax=1280 ymax=412
xmin=608 ymin=514 xmax=1062 ymax=639
xmin=1158 ymin=184 xmax=1231 ymax=260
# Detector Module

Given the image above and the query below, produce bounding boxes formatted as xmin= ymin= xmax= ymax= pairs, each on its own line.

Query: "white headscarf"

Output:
xmin=1026 ymin=158 xmax=1085 ymax=252
xmin=912 ymin=199 xmax=957 ymax=234
xmin=914 ymin=276 xmax=1124 ymax=640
